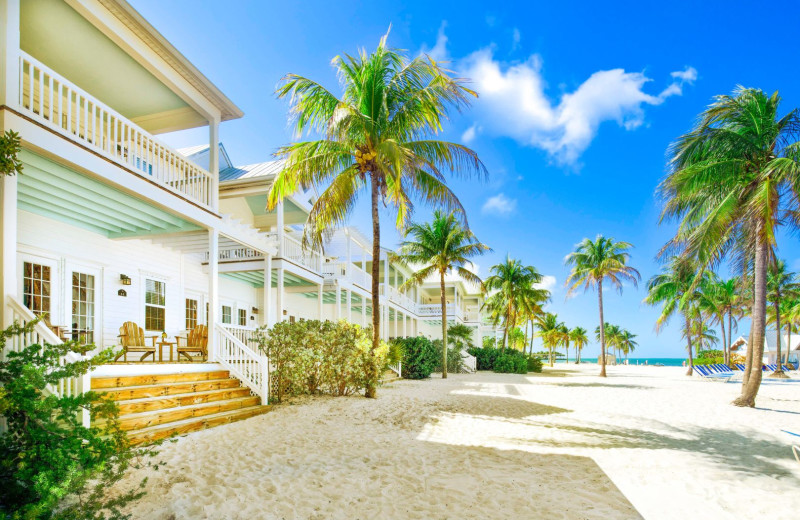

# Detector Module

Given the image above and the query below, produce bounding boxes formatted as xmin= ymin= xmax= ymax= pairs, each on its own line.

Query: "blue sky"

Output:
xmin=132 ymin=0 xmax=800 ymax=358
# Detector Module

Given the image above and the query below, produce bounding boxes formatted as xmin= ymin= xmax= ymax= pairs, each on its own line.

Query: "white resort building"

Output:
xmin=0 ymin=0 xmax=492 ymax=441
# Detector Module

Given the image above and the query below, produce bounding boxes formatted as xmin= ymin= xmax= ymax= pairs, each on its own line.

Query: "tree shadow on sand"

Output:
xmin=530 ymin=382 xmax=652 ymax=390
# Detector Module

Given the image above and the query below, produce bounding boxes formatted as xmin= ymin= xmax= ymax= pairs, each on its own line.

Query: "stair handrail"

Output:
xmin=5 ymin=295 xmax=90 ymax=426
xmin=215 ymin=323 xmax=269 ymax=402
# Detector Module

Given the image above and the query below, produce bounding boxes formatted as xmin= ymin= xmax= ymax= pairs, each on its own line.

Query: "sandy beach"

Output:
xmin=116 ymin=365 xmax=800 ymax=519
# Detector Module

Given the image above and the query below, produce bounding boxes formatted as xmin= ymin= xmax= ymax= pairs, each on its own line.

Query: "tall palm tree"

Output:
xmin=766 ymin=260 xmax=800 ymax=378
xmin=396 ymin=210 xmax=488 ymax=378
xmin=684 ymin=309 xmax=718 ymax=354
xmin=619 ymin=330 xmax=638 ymax=363
xmin=565 ymin=236 xmax=641 ymax=377
xmin=698 ymin=276 xmax=741 ymax=364
xmin=782 ymin=299 xmax=800 ymax=366
xmin=658 ymin=87 xmax=800 ymax=407
xmin=570 ymin=327 xmax=588 ymax=364
xmin=270 ymin=33 xmax=486 ymax=397
xmin=483 ymin=258 xmax=549 ymax=350
xmin=644 ymin=257 xmax=707 ymax=375
xmin=538 ymin=313 xmax=561 ymax=367
xmin=558 ymin=323 xmax=570 ymax=364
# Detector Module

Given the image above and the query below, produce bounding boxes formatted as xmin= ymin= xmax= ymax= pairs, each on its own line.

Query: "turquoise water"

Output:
xmin=554 ymin=357 xmax=686 ymax=367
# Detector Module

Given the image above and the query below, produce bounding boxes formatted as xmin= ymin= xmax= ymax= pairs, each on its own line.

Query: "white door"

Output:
xmin=66 ymin=264 xmax=102 ymax=346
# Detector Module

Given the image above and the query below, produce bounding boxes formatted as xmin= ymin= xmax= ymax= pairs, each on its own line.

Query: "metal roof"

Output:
xmin=220 ymin=160 xmax=285 ymax=182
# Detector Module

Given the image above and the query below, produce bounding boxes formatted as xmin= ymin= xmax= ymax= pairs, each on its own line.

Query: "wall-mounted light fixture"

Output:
xmin=283 ymin=309 xmax=288 ymax=316
xmin=118 ymin=289 xmax=127 ymax=297
xmin=120 ymin=274 xmax=132 ymax=286
xmin=251 ymin=307 xmax=259 ymax=315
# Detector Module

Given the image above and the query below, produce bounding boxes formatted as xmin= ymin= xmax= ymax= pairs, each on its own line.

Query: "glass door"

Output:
xmin=71 ymin=271 xmax=95 ymax=344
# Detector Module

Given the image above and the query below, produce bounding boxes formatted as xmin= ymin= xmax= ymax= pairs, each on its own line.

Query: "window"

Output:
xmin=238 ymin=308 xmax=247 ymax=326
xmin=144 ymin=279 xmax=165 ymax=331
xmin=23 ymin=262 xmax=51 ymax=322
xmin=71 ymin=272 xmax=95 ymax=344
xmin=185 ymin=298 xmax=198 ymax=330
xmin=222 ymin=305 xmax=232 ymax=324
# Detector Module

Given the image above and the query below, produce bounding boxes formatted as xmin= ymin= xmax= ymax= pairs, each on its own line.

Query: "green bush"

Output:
xmin=694 ymin=349 xmax=726 ymax=366
xmin=526 ymin=355 xmax=543 ymax=373
xmin=256 ymin=320 xmax=388 ymax=402
xmin=468 ymin=346 xmax=502 ymax=370
xmin=493 ymin=353 xmax=528 ymax=374
xmin=433 ymin=339 xmax=465 ymax=374
xmin=468 ymin=346 xmax=542 ymax=373
xmin=0 ymin=320 xmax=160 ymax=519
xmin=395 ymin=336 xmax=438 ymax=379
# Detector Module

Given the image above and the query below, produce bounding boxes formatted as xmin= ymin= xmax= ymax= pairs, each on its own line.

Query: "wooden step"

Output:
xmin=117 ymin=396 xmax=261 ymax=431
xmin=115 ymin=387 xmax=252 ymax=415
xmin=91 ymin=370 xmax=231 ymax=390
xmin=127 ymin=405 xmax=271 ymax=445
xmin=96 ymin=378 xmax=241 ymax=401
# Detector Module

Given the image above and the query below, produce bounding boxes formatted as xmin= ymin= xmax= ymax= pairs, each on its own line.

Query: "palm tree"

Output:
xmin=619 ymin=330 xmax=638 ymax=363
xmin=594 ymin=323 xmax=620 ymax=363
xmin=396 ymin=210 xmax=488 ymax=378
xmin=766 ymin=260 xmax=800 ymax=378
xmin=538 ymin=313 xmax=561 ymax=367
xmin=558 ymin=323 xmax=570 ymax=364
xmin=565 ymin=236 xmax=641 ymax=377
xmin=483 ymin=258 xmax=549 ymax=350
xmin=782 ymin=299 xmax=800 ymax=366
xmin=645 ymin=257 xmax=707 ymax=375
xmin=658 ymin=87 xmax=800 ymax=407
xmin=698 ymin=276 xmax=741 ymax=364
xmin=448 ymin=323 xmax=477 ymax=351
xmin=570 ymin=327 xmax=588 ymax=364
xmin=269 ymin=32 xmax=486 ymax=397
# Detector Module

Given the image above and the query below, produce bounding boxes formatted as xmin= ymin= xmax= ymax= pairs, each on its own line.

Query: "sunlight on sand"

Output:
xmin=115 ymin=365 xmax=800 ymax=520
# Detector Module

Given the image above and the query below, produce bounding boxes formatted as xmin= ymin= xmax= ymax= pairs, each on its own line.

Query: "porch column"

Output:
xmin=208 ymin=229 xmax=219 ymax=360
xmin=317 ymin=283 xmax=323 ymax=320
xmin=276 ymin=201 xmax=285 ymax=257
xmin=209 ymin=117 xmax=220 ymax=212
xmin=345 ymin=231 xmax=352 ymax=280
xmin=0 ymin=0 xmax=20 ymax=108
xmin=403 ymin=313 xmax=407 ymax=338
xmin=263 ymin=254 xmax=272 ymax=327
xmin=276 ymin=267 xmax=284 ymax=322
xmin=362 ymin=294 xmax=367 ymax=327
xmin=0 ymin=174 xmax=17 ymax=329
xmin=335 ymin=285 xmax=341 ymax=321
xmin=347 ymin=289 xmax=352 ymax=322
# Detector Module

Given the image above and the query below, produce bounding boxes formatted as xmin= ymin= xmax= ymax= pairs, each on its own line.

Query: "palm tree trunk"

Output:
xmin=598 ymin=281 xmax=607 ymax=377
xmin=719 ymin=316 xmax=727 ymax=366
xmin=786 ymin=324 xmax=792 ymax=366
xmin=743 ymin=326 xmax=754 ymax=386
xmin=365 ymin=173 xmax=381 ymax=399
xmin=734 ymin=233 xmax=767 ymax=407
xmin=529 ymin=321 xmax=535 ymax=355
xmin=440 ymin=271 xmax=448 ymax=379
xmin=771 ymin=301 xmax=786 ymax=378
xmin=727 ymin=310 xmax=733 ymax=365
xmin=685 ymin=314 xmax=694 ymax=376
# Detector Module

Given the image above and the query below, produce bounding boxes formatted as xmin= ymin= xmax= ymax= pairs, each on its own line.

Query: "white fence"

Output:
xmin=6 ymin=296 xmax=90 ymax=426
xmin=322 ymin=261 xmax=373 ymax=289
xmin=215 ymin=323 xmax=269 ymax=402
xmin=18 ymin=51 xmax=213 ymax=208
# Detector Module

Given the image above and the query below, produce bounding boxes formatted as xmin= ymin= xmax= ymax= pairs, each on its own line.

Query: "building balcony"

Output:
xmin=417 ymin=303 xmax=466 ymax=321
xmin=16 ymin=51 xmax=214 ymax=210
xmin=322 ymin=261 xmax=373 ymax=290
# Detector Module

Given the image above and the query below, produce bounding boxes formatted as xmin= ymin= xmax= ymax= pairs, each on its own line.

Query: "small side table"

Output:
xmin=157 ymin=340 xmax=176 ymax=362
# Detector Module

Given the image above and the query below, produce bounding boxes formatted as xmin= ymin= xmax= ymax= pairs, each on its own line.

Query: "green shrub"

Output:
xmin=256 ymin=320 xmax=388 ymax=402
xmin=433 ymin=339 xmax=465 ymax=374
xmin=468 ymin=346 xmax=502 ymax=370
xmin=526 ymin=355 xmax=543 ymax=373
xmin=395 ymin=336 xmax=438 ymax=379
xmin=0 ymin=320 xmax=160 ymax=519
xmin=694 ymin=349 xmax=726 ymax=366
xmin=385 ymin=339 xmax=404 ymax=369
xmin=493 ymin=353 xmax=528 ymax=374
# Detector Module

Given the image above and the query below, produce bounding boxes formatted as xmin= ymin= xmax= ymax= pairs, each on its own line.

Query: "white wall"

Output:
xmin=17 ymin=210 xmax=258 ymax=348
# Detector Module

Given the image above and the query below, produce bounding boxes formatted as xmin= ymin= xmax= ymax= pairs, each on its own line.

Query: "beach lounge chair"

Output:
xmin=693 ymin=365 xmax=732 ymax=380
xmin=782 ymin=430 xmax=800 ymax=464
xmin=176 ymin=324 xmax=208 ymax=361
xmin=735 ymin=363 xmax=746 ymax=371
xmin=114 ymin=322 xmax=157 ymax=362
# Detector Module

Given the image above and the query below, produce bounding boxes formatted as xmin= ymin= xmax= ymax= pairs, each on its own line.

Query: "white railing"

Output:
xmin=388 ymin=362 xmax=402 ymax=378
xmin=221 ymin=323 xmax=259 ymax=348
xmin=417 ymin=303 xmax=465 ymax=321
xmin=215 ymin=323 xmax=269 ymax=402
xmin=218 ymin=246 xmax=263 ymax=262
xmin=18 ymin=51 xmax=213 ymax=208
xmin=381 ymin=285 xmax=417 ymax=312
xmin=322 ymin=261 xmax=347 ymax=279
xmin=350 ymin=264 xmax=372 ymax=288
xmin=461 ymin=351 xmax=477 ymax=373
xmin=6 ymin=296 xmax=90 ymax=426
xmin=265 ymin=232 xmax=323 ymax=272
xmin=322 ymin=261 xmax=373 ymax=289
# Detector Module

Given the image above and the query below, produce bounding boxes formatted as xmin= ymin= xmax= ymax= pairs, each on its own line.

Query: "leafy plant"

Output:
xmin=0 ymin=130 xmax=23 ymax=177
xmin=432 ymin=339 xmax=465 ymax=374
xmin=0 ymin=320 xmax=160 ymax=520
xmin=395 ymin=336 xmax=438 ymax=379
xmin=493 ymin=353 xmax=528 ymax=374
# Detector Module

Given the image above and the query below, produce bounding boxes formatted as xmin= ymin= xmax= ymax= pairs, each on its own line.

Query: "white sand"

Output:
xmin=116 ymin=365 xmax=800 ymax=519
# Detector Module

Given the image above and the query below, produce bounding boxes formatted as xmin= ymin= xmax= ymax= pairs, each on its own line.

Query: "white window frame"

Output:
xmin=18 ymin=252 xmax=60 ymax=325
xmin=143 ymin=276 xmax=167 ymax=332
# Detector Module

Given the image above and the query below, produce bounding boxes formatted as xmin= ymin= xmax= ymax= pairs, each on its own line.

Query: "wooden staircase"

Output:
xmin=92 ymin=369 xmax=271 ymax=445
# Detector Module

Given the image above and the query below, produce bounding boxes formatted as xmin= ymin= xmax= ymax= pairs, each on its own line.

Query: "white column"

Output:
xmin=347 ymin=289 xmax=352 ymax=322
xmin=276 ymin=267 xmax=284 ymax=322
xmin=276 ymin=201 xmax=285 ymax=257
xmin=318 ymin=283 xmax=324 ymax=320
xmin=403 ymin=313 xmax=407 ymax=338
xmin=0 ymin=0 xmax=20 ymax=108
xmin=335 ymin=285 xmax=341 ymax=320
xmin=209 ymin=117 xmax=220 ymax=211
xmin=263 ymin=255 xmax=272 ymax=327
xmin=208 ymin=229 xmax=219 ymax=360
xmin=383 ymin=258 xmax=390 ymax=339
xmin=345 ymin=231 xmax=352 ymax=280
xmin=0 ymin=174 xmax=17 ymax=329
xmin=362 ymin=294 xmax=367 ymax=327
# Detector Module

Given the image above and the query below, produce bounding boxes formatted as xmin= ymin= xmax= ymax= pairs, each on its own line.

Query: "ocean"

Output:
xmin=553 ymin=358 xmax=686 ymax=367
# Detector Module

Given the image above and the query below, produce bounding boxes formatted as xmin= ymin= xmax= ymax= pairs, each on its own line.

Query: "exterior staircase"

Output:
xmin=92 ymin=369 xmax=271 ymax=445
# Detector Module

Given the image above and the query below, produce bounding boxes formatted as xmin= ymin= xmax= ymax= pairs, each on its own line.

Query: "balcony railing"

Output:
xmin=269 ymin=233 xmax=322 ymax=273
xmin=322 ymin=261 xmax=373 ymax=289
xmin=381 ymin=285 xmax=417 ymax=312
xmin=18 ymin=51 xmax=213 ymax=209
xmin=417 ymin=303 xmax=465 ymax=321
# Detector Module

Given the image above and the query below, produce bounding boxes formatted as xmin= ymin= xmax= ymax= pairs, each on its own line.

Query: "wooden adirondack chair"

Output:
xmin=176 ymin=325 xmax=208 ymax=361
xmin=114 ymin=322 xmax=157 ymax=362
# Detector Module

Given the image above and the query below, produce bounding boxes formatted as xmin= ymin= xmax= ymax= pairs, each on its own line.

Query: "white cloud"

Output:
xmin=461 ymin=48 xmax=697 ymax=165
xmin=481 ymin=193 xmax=517 ymax=216
xmin=421 ymin=21 xmax=449 ymax=61
xmin=536 ymin=275 xmax=557 ymax=293
xmin=461 ymin=122 xmax=481 ymax=143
